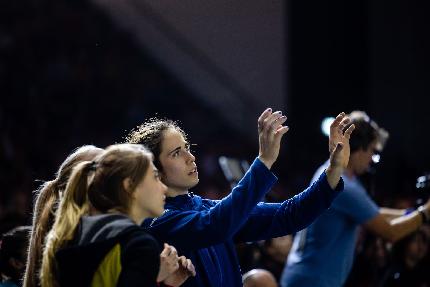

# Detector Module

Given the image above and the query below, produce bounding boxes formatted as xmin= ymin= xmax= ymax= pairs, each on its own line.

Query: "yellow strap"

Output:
xmin=91 ymin=244 xmax=122 ymax=287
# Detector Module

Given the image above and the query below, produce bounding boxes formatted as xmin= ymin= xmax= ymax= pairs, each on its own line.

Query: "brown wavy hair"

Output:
xmin=125 ymin=118 xmax=187 ymax=171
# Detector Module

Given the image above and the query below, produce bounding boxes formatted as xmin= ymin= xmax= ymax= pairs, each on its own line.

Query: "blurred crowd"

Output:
xmin=1 ymin=0 xmax=428 ymax=286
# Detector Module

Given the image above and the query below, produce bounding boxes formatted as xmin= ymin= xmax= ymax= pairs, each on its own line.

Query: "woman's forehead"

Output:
xmin=161 ymin=128 xmax=186 ymax=150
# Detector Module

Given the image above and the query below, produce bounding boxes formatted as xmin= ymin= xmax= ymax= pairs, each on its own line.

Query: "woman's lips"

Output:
xmin=188 ymin=167 xmax=198 ymax=175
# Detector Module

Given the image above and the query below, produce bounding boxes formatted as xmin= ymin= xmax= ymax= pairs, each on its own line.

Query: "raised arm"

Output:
xmin=326 ymin=112 xmax=355 ymax=188
xmin=234 ymin=171 xmax=344 ymax=242
xmin=257 ymin=108 xmax=289 ymax=169
xmin=235 ymin=112 xmax=355 ymax=242
xmin=146 ymin=157 xmax=276 ymax=251
xmin=144 ymin=108 xmax=288 ymax=251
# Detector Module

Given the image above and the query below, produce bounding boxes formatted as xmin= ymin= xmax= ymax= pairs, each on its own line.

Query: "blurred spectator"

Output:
xmin=281 ymin=111 xmax=430 ymax=287
xmin=236 ymin=235 xmax=292 ymax=282
xmin=2 ymin=2 xmax=430 ymax=286
xmin=381 ymin=226 xmax=430 ymax=287
xmin=243 ymin=269 xmax=278 ymax=287
xmin=345 ymin=231 xmax=389 ymax=287
xmin=0 ymin=226 xmax=31 ymax=287
xmin=258 ymin=235 xmax=292 ymax=281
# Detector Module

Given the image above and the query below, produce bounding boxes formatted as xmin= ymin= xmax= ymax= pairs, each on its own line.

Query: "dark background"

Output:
xmin=1 ymin=0 xmax=429 ymax=229
xmin=287 ymin=0 xmax=430 ymax=204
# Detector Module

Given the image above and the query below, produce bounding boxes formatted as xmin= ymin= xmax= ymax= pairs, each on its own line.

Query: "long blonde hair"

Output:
xmin=23 ymin=145 xmax=103 ymax=287
xmin=40 ymin=144 xmax=152 ymax=287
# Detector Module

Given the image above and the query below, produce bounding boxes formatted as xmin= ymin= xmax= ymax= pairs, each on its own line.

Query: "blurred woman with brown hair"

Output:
xmin=40 ymin=143 xmax=194 ymax=287
xmin=23 ymin=145 xmax=103 ymax=287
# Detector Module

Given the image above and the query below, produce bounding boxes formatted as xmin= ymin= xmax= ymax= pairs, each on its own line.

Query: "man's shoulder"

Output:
xmin=342 ymin=176 xmax=368 ymax=196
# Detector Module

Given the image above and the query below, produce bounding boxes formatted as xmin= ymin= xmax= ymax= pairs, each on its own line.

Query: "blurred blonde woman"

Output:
xmin=40 ymin=144 xmax=194 ymax=287
xmin=24 ymin=145 xmax=103 ymax=287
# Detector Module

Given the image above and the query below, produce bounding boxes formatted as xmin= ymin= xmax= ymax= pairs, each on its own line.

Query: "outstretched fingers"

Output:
xmin=260 ymin=111 xmax=286 ymax=143
xmin=258 ymin=108 xmax=273 ymax=132
xmin=338 ymin=117 xmax=351 ymax=133
xmin=264 ymin=111 xmax=283 ymax=132
xmin=257 ymin=108 xmax=289 ymax=169
xmin=271 ymin=114 xmax=287 ymax=134
xmin=329 ymin=112 xmax=344 ymax=153
xmin=343 ymin=124 xmax=355 ymax=139
xmin=330 ymin=112 xmax=346 ymax=131
xmin=275 ymin=125 xmax=290 ymax=139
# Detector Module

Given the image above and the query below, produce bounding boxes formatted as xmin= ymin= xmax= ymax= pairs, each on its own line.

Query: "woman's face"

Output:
xmin=158 ymin=128 xmax=199 ymax=195
xmin=133 ymin=161 xmax=167 ymax=219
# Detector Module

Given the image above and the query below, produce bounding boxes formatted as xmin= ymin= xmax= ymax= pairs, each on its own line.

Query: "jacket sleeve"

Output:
xmin=146 ymin=158 xmax=277 ymax=252
xmin=117 ymin=231 xmax=160 ymax=287
xmin=234 ymin=170 xmax=344 ymax=243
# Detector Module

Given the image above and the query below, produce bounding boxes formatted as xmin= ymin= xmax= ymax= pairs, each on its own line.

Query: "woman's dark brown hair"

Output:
xmin=125 ymin=118 xmax=187 ymax=171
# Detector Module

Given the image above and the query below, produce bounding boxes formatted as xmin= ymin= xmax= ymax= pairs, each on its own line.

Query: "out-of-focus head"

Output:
xmin=401 ymin=228 xmax=429 ymax=266
xmin=41 ymin=143 xmax=167 ymax=287
xmin=24 ymin=145 xmax=103 ymax=287
xmin=55 ymin=145 xmax=104 ymax=192
xmin=86 ymin=143 xmax=166 ymax=219
xmin=0 ymin=226 xmax=31 ymax=284
xmin=243 ymin=269 xmax=278 ymax=287
xmin=346 ymin=111 xmax=389 ymax=175
xmin=264 ymin=235 xmax=293 ymax=263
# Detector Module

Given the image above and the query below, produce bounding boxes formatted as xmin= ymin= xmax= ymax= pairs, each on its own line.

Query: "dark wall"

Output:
xmin=286 ymin=0 xmax=430 ymax=201
xmin=0 ymin=0 xmax=251 ymax=229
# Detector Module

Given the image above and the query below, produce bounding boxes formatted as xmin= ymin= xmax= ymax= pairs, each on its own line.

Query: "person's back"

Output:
xmin=281 ymin=162 xmax=379 ymax=287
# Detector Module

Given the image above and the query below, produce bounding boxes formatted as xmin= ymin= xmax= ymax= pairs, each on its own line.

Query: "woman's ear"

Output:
xmin=122 ymin=177 xmax=133 ymax=195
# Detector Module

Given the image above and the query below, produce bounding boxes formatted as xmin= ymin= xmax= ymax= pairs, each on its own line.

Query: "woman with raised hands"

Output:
xmin=125 ymin=109 xmax=354 ymax=287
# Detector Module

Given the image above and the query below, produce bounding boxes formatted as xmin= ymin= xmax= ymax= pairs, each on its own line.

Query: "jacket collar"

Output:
xmin=165 ymin=192 xmax=198 ymax=210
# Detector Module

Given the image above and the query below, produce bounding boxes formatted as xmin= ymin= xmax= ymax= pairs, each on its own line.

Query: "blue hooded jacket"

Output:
xmin=143 ymin=158 xmax=343 ymax=287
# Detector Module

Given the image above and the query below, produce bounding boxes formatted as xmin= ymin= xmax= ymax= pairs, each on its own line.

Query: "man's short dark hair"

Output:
xmin=345 ymin=111 xmax=389 ymax=153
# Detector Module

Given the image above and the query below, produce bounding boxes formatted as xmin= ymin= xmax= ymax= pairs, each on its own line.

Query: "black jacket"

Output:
xmin=56 ymin=214 xmax=160 ymax=287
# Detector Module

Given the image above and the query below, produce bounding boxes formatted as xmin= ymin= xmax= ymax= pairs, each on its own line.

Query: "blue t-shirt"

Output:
xmin=280 ymin=162 xmax=379 ymax=287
